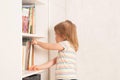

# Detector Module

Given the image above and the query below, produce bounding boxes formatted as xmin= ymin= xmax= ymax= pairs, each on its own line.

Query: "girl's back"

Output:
xmin=56 ymin=40 xmax=77 ymax=79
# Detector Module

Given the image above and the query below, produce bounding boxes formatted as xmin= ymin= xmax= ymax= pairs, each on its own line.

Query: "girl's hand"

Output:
xmin=28 ymin=65 xmax=41 ymax=71
xmin=32 ymin=39 xmax=38 ymax=45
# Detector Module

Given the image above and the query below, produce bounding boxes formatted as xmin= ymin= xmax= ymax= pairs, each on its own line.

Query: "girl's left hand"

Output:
xmin=28 ymin=65 xmax=40 ymax=71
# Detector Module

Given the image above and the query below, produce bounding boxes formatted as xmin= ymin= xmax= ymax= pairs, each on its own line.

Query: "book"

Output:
xmin=28 ymin=43 xmax=34 ymax=68
xmin=22 ymin=7 xmax=30 ymax=33
xmin=32 ymin=8 xmax=35 ymax=34
xmin=32 ymin=45 xmax=34 ymax=65
xmin=29 ymin=7 xmax=35 ymax=34
xmin=22 ymin=45 xmax=26 ymax=71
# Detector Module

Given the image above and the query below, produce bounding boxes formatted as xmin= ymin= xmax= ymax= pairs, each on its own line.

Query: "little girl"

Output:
xmin=29 ymin=20 xmax=79 ymax=80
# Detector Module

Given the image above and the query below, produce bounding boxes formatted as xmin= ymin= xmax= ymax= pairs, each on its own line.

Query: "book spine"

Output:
xmin=22 ymin=7 xmax=30 ymax=33
xmin=22 ymin=45 xmax=26 ymax=71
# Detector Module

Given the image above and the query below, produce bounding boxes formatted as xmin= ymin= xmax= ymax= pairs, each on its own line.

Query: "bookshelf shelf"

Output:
xmin=22 ymin=0 xmax=45 ymax=4
xmin=22 ymin=33 xmax=44 ymax=38
xmin=22 ymin=70 xmax=45 ymax=78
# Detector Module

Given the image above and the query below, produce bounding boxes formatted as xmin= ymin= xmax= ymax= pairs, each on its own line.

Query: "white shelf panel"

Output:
xmin=22 ymin=70 xmax=45 ymax=78
xmin=22 ymin=33 xmax=44 ymax=38
xmin=22 ymin=0 xmax=45 ymax=4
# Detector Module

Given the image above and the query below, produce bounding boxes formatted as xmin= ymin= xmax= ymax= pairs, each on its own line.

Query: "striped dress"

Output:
xmin=56 ymin=40 xmax=77 ymax=79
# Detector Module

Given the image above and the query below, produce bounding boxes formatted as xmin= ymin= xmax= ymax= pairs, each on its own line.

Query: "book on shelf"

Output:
xmin=22 ymin=45 xmax=26 ymax=71
xmin=22 ymin=5 xmax=35 ymax=34
xmin=22 ymin=40 xmax=34 ymax=71
xmin=22 ymin=7 xmax=29 ymax=33
xmin=28 ymin=7 xmax=35 ymax=34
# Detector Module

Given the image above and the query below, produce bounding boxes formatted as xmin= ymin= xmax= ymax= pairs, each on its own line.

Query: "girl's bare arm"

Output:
xmin=29 ymin=57 xmax=57 ymax=71
xmin=32 ymin=39 xmax=63 ymax=50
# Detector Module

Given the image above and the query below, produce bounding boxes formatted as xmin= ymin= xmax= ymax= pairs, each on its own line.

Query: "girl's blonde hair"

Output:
xmin=54 ymin=20 xmax=79 ymax=52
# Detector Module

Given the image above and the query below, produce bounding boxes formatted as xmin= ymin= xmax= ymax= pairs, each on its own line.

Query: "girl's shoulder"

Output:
xmin=59 ymin=40 xmax=70 ymax=46
xmin=59 ymin=40 xmax=75 ymax=52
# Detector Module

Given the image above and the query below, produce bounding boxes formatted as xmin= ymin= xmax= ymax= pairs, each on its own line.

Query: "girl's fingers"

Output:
xmin=31 ymin=39 xmax=37 ymax=45
xmin=36 ymin=67 xmax=39 ymax=70
xmin=28 ymin=66 xmax=32 ymax=70
xmin=28 ymin=65 xmax=36 ymax=71
xmin=28 ymin=65 xmax=40 ymax=71
xmin=34 ymin=66 xmax=39 ymax=70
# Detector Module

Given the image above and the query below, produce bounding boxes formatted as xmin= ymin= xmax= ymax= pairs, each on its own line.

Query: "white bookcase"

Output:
xmin=22 ymin=0 xmax=48 ymax=79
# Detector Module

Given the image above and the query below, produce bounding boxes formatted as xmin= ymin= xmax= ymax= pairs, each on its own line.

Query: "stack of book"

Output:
xmin=22 ymin=39 xmax=34 ymax=71
xmin=22 ymin=5 xmax=35 ymax=34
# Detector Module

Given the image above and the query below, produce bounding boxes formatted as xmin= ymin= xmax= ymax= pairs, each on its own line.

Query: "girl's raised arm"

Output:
xmin=32 ymin=39 xmax=64 ymax=50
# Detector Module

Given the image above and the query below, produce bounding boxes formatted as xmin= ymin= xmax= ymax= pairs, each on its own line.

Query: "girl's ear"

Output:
xmin=62 ymin=35 xmax=67 ymax=40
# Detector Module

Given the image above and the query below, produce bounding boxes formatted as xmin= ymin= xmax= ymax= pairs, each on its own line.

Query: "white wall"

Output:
xmin=66 ymin=0 xmax=120 ymax=80
xmin=0 ymin=0 xmax=21 ymax=80
xmin=48 ymin=0 xmax=66 ymax=80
